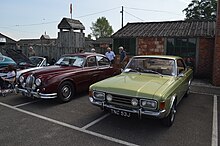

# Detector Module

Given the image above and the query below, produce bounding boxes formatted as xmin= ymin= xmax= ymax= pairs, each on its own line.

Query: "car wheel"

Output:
xmin=162 ymin=103 xmax=176 ymax=127
xmin=58 ymin=81 xmax=74 ymax=103
xmin=22 ymin=92 xmax=27 ymax=97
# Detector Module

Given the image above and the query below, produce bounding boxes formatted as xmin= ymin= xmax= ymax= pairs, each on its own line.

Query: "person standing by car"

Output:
xmin=119 ymin=46 xmax=127 ymax=68
xmin=105 ymin=47 xmax=115 ymax=64
xmin=91 ymin=48 xmax=96 ymax=53
xmin=28 ymin=46 xmax=36 ymax=57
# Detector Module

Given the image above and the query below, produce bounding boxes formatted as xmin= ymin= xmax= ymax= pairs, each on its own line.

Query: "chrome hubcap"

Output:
xmin=170 ymin=106 xmax=176 ymax=122
xmin=62 ymin=86 xmax=71 ymax=99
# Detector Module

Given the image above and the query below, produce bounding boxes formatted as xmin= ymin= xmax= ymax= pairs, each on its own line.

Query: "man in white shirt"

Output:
xmin=0 ymin=64 xmax=16 ymax=91
xmin=105 ymin=47 xmax=115 ymax=64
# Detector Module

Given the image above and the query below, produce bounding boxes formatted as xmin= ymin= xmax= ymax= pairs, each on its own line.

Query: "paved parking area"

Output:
xmin=0 ymin=84 xmax=219 ymax=146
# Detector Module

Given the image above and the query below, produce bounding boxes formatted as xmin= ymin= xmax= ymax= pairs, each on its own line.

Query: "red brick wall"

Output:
xmin=197 ymin=38 xmax=214 ymax=78
xmin=212 ymin=1 xmax=220 ymax=86
xmin=138 ymin=37 xmax=165 ymax=55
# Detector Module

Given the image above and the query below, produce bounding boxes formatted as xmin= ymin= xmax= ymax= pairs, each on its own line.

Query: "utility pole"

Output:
xmin=120 ymin=6 xmax=124 ymax=28
xmin=70 ymin=3 xmax=72 ymax=19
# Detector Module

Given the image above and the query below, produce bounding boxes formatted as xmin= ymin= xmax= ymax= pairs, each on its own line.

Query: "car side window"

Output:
xmin=86 ymin=56 xmax=97 ymax=67
xmin=177 ymin=59 xmax=186 ymax=74
xmin=97 ymin=56 xmax=110 ymax=67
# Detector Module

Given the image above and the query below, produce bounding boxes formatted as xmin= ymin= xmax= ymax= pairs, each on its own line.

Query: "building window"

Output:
xmin=167 ymin=38 xmax=196 ymax=69
xmin=167 ymin=38 xmax=196 ymax=57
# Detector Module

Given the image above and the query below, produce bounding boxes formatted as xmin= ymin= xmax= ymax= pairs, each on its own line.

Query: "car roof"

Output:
xmin=62 ymin=52 xmax=105 ymax=57
xmin=29 ymin=56 xmax=46 ymax=59
xmin=133 ymin=55 xmax=182 ymax=60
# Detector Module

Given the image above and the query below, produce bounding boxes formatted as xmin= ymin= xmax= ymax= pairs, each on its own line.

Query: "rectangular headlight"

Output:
xmin=140 ymin=99 xmax=157 ymax=110
xmin=93 ymin=91 xmax=105 ymax=101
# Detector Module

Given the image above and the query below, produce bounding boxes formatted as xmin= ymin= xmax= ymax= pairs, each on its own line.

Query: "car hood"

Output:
xmin=29 ymin=65 xmax=81 ymax=77
xmin=0 ymin=55 xmax=16 ymax=67
xmin=16 ymin=66 xmax=44 ymax=78
xmin=91 ymin=73 xmax=175 ymax=100
xmin=5 ymin=49 xmax=33 ymax=65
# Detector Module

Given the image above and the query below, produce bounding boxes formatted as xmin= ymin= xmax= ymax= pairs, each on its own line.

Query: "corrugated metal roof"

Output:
xmin=112 ymin=20 xmax=216 ymax=38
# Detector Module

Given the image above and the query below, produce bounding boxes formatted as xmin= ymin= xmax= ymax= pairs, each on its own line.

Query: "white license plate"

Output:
xmin=110 ymin=109 xmax=131 ymax=117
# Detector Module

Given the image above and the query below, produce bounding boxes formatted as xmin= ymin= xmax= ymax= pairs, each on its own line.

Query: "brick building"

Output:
xmin=112 ymin=20 xmax=216 ymax=83
xmin=213 ymin=1 xmax=220 ymax=86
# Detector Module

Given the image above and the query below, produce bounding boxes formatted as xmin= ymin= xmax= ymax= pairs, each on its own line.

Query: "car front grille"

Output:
xmin=25 ymin=75 xmax=35 ymax=88
xmin=107 ymin=94 xmax=140 ymax=109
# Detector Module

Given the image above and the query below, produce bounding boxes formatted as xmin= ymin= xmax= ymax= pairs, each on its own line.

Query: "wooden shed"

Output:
xmin=57 ymin=18 xmax=85 ymax=54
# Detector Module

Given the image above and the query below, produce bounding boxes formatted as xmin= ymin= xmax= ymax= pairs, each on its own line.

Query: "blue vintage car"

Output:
xmin=0 ymin=54 xmax=16 ymax=68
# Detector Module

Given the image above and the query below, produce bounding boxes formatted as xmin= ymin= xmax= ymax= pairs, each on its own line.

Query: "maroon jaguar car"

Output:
xmin=16 ymin=53 xmax=121 ymax=102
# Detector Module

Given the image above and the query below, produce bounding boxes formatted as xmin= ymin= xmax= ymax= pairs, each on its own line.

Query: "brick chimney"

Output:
xmin=212 ymin=0 xmax=220 ymax=86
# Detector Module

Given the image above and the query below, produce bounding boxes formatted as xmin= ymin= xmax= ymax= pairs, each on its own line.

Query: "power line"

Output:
xmin=76 ymin=7 xmax=120 ymax=18
xmin=1 ymin=7 xmax=120 ymax=28
xmin=0 ymin=26 xmax=39 ymax=34
xmin=125 ymin=7 xmax=182 ymax=16
xmin=0 ymin=21 xmax=59 ymax=28
xmin=124 ymin=11 xmax=145 ymax=21
xmin=0 ymin=6 xmax=182 ymax=29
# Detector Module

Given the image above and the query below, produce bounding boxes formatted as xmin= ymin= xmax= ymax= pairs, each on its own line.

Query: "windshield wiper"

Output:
xmin=123 ymin=68 xmax=140 ymax=73
xmin=143 ymin=69 xmax=163 ymax=77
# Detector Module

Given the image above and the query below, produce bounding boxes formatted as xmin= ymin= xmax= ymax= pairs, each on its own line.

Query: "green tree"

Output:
xmin=90 ymin=17 xmax=114 ymax=39
xmin=183 ymin=0 xmax=217 ymax=21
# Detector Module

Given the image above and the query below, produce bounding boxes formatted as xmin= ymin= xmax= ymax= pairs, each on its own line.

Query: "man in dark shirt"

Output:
xmin=119 ymin=46 xmax=126 ymax=68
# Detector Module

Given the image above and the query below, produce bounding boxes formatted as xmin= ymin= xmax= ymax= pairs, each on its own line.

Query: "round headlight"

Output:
xmin=19 ymin=75 xmax=24 ymax=83
xmin=150 ymin=102 xmax=157 ymax=108
xmin=131 ymin=98 xmax=138 ymax=106
xmin=22 ymin=83 xmax=26 ymax=88
xmin=89 ymin=97 xmax=94 ymax=102
xmin=32 ymin=84 xmax=37 ymax=90
xmin=106 ymin=94 xmax=113 ymax=101
xmin=35 ymin=78 xmax=41 ymax=86
xmin=141 ymin=100 xmax=147 ymax=106
xmin=94 ymin=91 xmax=105 ymax=100
xmin=140 ymin=100 xmax=157 ymax=109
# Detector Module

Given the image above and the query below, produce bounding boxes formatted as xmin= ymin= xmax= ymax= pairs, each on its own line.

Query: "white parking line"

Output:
xmin=212 ymin=95 xmax=218 ymax=146
xmin=14 ymin=100 xmax=41 ymax=108
xmin=82 ymin=113 xmax=110 ymax=130
xmin=0 ymin=102 xmax=139 ymax=146
xmin=190 ymin=91 xmax=220 ymax=96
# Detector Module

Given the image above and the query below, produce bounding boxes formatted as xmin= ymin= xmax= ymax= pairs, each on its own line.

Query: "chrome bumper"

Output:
xmin=16 ymin=86 xmax=57 ymax=99
xmin=89 ymin=97 xmax=167 ymax=119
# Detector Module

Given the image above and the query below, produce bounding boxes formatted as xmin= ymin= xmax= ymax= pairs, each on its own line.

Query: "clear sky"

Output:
xmin=0 ymin=0 xmax=191 ymax=41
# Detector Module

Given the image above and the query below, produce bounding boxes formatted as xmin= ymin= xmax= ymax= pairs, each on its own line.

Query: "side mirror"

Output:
xmin=178 ymin=73 xmax=185 ymax=77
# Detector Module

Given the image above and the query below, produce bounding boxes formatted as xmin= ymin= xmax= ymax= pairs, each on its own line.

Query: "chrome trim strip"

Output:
xmin=90 ymin=97 xmax=167 ymax=118
xmin=16 ymin=87 xmax=57 ymax=99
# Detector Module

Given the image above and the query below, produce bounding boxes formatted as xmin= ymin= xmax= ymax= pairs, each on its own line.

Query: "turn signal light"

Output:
xmin=89 ymin=90 xmax=93 ymax=97
xmin=159 ymin=101 xmax=166 ymax=110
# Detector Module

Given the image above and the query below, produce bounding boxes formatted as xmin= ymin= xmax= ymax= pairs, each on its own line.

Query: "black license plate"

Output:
xmin=110 ymin=109 xmax=131 ymax=117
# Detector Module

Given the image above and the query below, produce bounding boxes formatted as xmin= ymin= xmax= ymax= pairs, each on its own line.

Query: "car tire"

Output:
xmin=184 ymin=79 xmax=192 ymax=97
xmin=162 ymin=103 xmax=176 ymax=127
xmin=58 ymin=81 xmax=74 ymax=103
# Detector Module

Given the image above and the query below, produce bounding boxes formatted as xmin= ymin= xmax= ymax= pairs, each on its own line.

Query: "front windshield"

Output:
xmin=55 ymin=55 xmax=85 ymax=67
xmin=29 ymin=57 xmax=44 ymax=67
xmin=125 ymin=57 xmax=175 ymax=76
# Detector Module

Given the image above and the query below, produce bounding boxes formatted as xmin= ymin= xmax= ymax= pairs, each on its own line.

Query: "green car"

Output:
xmin=89 ymin=55 xmax=193 ymax=127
